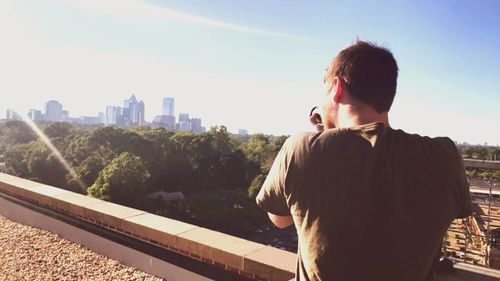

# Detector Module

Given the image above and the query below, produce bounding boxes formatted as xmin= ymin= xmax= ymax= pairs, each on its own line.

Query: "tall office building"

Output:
xmin=62 ymin=110 xmax=70 ymax=122
xmin=28 ymin=109 xmax=43 ymax=122
xmin=178 ymin=113 xmax=190 ymax=122
xmin=137 ymin=101 xmax=145 ymax=125
xmin=6 ymin=109 xmax=20 ymax=120
xmin=98 ymin=112 xmax=105 ymax=124
xmin=238 ymin=129 xmax=248 ymax=136
xmin=190 ymin=118 xmax=204 ymax=133
xmin=44 ymin=100 xmax=63 ymax=122
xmin=105 ymin=106 xmax=122 ymax=125
xmin=123 ymin=95 xmax=145 ymax=126
xmin=152 ymin=115 xmax=175 ymax=130
xmin=178 ymin=120 xmax=192 ymax=131
xmin=162 ymin=97 xmax=175 ymax=116
xmin=175 ymin=113 xmax=204 ymax=133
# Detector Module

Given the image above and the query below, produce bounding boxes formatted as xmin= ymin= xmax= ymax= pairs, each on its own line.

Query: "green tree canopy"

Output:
xmin=88 ymin=152 xmax=150 ymax=204
xmin=4 ymin=140 xmax=68 ymax=188
xmin=0 ymin=120 xmax=37 ymax=153
xmin=248 ymin=174 xmax=267 ymax=199
xmin=3 ymin=142 xmax=32 ymax=176
xmin=43 ymin=122 xmax=73 ymax=140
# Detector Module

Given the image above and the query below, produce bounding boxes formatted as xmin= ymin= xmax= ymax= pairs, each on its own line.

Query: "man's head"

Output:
xmin=322 ymin=40 xmax=399 ymax=129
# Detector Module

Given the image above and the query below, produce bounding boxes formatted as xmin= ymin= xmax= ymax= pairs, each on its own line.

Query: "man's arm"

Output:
xmin=454 ymin=153 xmax=472 ymax=218
xmin=268 ymin=213 xmax=293 ymax=229
xmin=256 ymin=137 xmax=294 ymax=226
xmin=448 ymin=138 xmax=472 ymax=218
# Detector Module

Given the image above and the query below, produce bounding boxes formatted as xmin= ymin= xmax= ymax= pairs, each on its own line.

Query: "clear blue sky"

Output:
xmin=0 ymin=0 xmax=498 ymax=144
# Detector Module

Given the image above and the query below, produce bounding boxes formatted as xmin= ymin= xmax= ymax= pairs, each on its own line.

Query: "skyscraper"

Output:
xmin=162 ymin=97 xmax=174 ymax=116
xmin=190 ymin=118 xmax=203 ymax=133
xmin=178 ymin=113 xmax=190 ymax=122
xmin=105 ymin=106 xmax=122 ymax=125
xmin=44 ymin=100 xmax=63 ymax=122
xmin=178 ymin=120 xmax=192 ymax=131
xmin=175 ymin=113 xmax=205 ymax=133
xmin=62 ymin=110 xmax=69 ymax=122
xmin=152 ymin=115 xmax=175 ymax=130
xmin=98 ymin=112 xmax=105 ymax=124
xmin=123 ymin=95 xmax=145 ymax=126
xmin=137 ymin=101 xmax=145 ymax=125
xmin=28 ymin=109 xmax=43 ymax=122
xmin=6 ymin=109 xmax=20 ymax=120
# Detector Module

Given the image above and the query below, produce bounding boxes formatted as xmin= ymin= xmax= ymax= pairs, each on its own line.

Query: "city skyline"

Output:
xmin=6 ymin=96 xmax=206 ymax=133
xmin=0 ymin=0 xmax=498 ymax=144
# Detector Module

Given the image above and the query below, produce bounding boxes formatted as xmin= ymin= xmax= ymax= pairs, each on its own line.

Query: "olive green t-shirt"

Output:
xmin=256 ymin=122 xmax=472 ymax=281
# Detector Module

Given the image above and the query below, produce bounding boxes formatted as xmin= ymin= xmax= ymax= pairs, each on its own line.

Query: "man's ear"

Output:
xmin=332 ymin=77 xmax=343 ymax=103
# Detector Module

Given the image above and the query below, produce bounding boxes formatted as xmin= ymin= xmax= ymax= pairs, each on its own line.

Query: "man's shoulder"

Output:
xmin=391 ymin=128 xmax=457 ymax=153
xmin=390 ymin=129 xmax=464 ymax=174
xmin=285 ymin=129 xmax=346 ymax=150
xmin=286 ymin=128 xmax=459 ymax=158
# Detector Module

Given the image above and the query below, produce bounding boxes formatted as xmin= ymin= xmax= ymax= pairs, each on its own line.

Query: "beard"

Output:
xmin=321 ymin=103 xmax=336 ymax=129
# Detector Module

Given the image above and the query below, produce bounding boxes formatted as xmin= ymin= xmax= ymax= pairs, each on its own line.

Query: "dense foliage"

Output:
xmin=457 ymin=144 xmax=500 ymax=181
xmin=88 ymin=152 xmax=150 ymax=204
xmin=0 ymin=120 xmax=285 ymax=235
xmin=458 ymin=145 xmax=500 ymax=161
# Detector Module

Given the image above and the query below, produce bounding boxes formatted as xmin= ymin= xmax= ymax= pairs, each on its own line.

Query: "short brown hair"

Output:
xmin=326 ymin=40 xmax=398 ymax=113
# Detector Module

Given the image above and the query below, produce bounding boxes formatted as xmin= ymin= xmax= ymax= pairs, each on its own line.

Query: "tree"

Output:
xmin=0 ymin=120 xmax=37 ymax=153
xmin=493 ymin=171 xmax=500 ymax=181
xmin=248 ymin=174 xmax=267 ymax=199
xmin=271 ymin=135 xmax=288 ymax=154
xmin=4 ymin=139 xmax=68 ymax=188
xmin=130 ymin=127 xmax=173 ymax=192
xmin=460 ymin=145 xmax=496 ymax=160
xmin=43 ymin=122 xmax=73 ymax=140
xmin=69 ymin=148 xmax=116 ymax=188
xmin=159 ymin=189 xmax=267 ymax=236
xmin=244 ymin=133 xmax=276 ymax=173
xmin=3 ymin=142 xmax=32 ymax=176
xmin=24 ymin=140 xmax=68 ymax=188
xmin=64 ymin=126 xmax=153 ymax=190
xmin=88 ymin=152 xmax=150 ymax=204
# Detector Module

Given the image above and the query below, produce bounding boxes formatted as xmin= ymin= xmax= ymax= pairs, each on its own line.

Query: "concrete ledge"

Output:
xmin=51 ymin=192 xmax=103 ymax=217
xmin=0 ymin=174 xmax=70 ymax=206
xmin=82 ymin=202 xmax=146 ymax=230
xmin=244 ymin=246 xmax=296 ymax=281
xmin=0 ymin=173 xmax=295 ymax=281
xmin=177 ymin=227 xmax=265 ymax=269
xmin=124 ymin=213 xmax=198 ymax=246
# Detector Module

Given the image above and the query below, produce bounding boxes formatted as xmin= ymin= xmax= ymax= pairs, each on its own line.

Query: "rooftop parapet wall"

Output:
xmin=0 ymin=173 xmax=295 ymax=281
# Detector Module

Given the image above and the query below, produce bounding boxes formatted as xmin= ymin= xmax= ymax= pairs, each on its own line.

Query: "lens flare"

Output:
xmin=7 ymin=109 xmax=87 ymax=191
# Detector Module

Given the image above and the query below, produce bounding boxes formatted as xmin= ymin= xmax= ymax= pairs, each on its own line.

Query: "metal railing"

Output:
xmin=443 ymin=159 xmax=500 ymax=269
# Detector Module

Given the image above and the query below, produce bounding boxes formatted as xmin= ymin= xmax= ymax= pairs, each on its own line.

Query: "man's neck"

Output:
xmin=336 ymin=106 xmax=389 ymax=128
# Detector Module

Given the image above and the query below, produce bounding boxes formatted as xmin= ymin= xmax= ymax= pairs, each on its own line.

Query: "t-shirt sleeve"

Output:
xmin=450 ymin=141 xmax=472 ymax=219
xmin=255 ymin=138 xmax=292 ymax=216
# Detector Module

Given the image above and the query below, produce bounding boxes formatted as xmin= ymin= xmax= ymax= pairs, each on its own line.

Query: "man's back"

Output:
xmin=256 ymin=122 xmax=472 ymax=281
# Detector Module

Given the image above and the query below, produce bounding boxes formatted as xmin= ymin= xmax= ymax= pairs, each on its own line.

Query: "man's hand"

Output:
xmin=268 ymin=213 xmax=293 ymax=229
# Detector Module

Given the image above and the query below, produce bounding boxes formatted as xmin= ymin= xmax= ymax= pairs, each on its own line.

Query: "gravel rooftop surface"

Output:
xmin=0 ymin=214 xmax=164 ymax=281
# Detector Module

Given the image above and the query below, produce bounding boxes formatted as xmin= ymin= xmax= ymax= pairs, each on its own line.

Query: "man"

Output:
xmin=256 ymin=40 xmax=472 ymax=281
